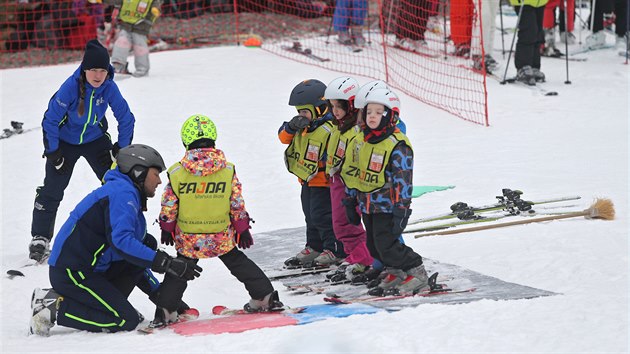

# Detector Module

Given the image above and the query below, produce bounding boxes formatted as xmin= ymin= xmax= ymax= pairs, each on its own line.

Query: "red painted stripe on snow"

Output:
xmin=170 ymin=313 xmax=299 ymax=335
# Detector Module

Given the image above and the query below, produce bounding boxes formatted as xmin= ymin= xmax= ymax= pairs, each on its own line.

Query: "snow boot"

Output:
xmin=337 ymin=31 xmax=353 ymax=45
xmin=532 ymin=68 xmax=546 ymax=82
xmin=395 ymin=264 xmax=430 ymax=295
xmin=352 ymin=266 xmax=382 ymax=285
xmin=244 ymin=290 xmax=284 ymax=313
xmin=367 ymin=268 xmax=406 ymax=296
xmin=313 ymin=249 xmax=343 ymax=267
xmin=29 ymin=288 xmax=63 ymax=336
xmin=516 ymin=65 xmax=536 ymax=86
xmin=350 ymin=26 xmax=366 ymax=46
xmin=284 ymin=246 xmax=321 ymax=267
xmin=148 ymin=307 xmax=179 ymax=328
xmin=584 ymin=31 xmax=606 ymax=50
xmin=560 ymin=31 xmax=576 ymax=44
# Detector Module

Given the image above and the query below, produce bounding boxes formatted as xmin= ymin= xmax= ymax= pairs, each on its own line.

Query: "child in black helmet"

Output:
xmin=279 ymin=79 xmax=346 ymax=267
xmin=151 ymin=115 xmax=283 ymax=327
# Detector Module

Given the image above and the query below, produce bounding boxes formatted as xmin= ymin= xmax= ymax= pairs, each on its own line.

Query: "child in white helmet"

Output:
xmin=340 ymin=88 xmax=430 ymax=296
xmin=323 ymin=77 xmax=373 ymax=282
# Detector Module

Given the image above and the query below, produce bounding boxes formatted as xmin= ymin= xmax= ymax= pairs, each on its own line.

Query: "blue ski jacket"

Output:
xmin=42 ymin=65 xmax=135 ymax=154
xmin=48 ymin=168 xmax=157 ymax=271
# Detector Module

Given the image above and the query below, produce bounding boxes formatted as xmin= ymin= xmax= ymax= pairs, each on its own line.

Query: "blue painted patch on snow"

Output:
xmin=290 ymin=303 xmax=384 ymax=324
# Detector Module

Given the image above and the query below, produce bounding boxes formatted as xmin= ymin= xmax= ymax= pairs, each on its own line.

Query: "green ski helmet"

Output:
xmin=288 ymin=79 xmax=328 ymax=119
xmin=181 ymin=114 xmax=217 ymax=149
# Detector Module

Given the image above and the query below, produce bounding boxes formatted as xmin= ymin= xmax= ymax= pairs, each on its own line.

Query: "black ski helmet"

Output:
xmin=116 ymin=144 xmax=166 ymax=184
xmin=288 ymin=79 xmax=328 ymax=118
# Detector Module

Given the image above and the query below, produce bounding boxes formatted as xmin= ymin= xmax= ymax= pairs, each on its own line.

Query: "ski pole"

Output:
xmin=500 ymin=0 xmax=526 ymax=83
xmin=386 ymin=0 xmax=395 ymax=38
xmin=563 ymin=0 xmax=572 ymax=83
xmin=499 ymin=0 xmax=506 ymax=57
xmin=626 ymin=0 xmax=629 ymax=64
xmin=578 ymin=0 xmax=583 ymax=44
xmin=365 ymin=11 xmax=371 ymax=45
xmin=442 ymin=0 xmax=448 ymax=59
xmin=414 ymin=198 xmax=615 ymax=238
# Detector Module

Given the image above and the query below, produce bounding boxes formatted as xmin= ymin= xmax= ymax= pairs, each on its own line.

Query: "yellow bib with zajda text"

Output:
xmin=341 ymin=132 xmax=412 ymax=193
xmin=326 ymin=125 xmax=361 ymax=176
xmin=284 ymin=122 xmax=333 ymax=181
xmin=168 ymin=162 xmax=233 ymax=234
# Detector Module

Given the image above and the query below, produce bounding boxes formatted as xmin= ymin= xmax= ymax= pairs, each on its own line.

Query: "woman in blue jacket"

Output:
xmin=29 ymin=39 xmax=135 ymax=262
xmin=29 ymin=144 xmax=202 ymax=336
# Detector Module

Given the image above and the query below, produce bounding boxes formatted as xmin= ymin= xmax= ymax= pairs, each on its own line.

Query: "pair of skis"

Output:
xmin=324 ymin=273 xmax=476 ymax=305
xmin=267 ymin=264 xmax=334 ymax=281
xmin=407 ymin=190 xmax=581 ymax=226
xmin=488 ymin=73 xmax=559 ymax=96
xmin=0 ymin=121 xmax=40 ymax=140
xmin=281 ymin=42 xmax=330 ymax=62
xmin=137 ymin=306 xmax=305 ymax=334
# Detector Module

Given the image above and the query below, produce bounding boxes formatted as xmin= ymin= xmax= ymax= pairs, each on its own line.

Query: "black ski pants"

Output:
xmin=31 ymin=135 xmax=113 ymax=240
xmin=49 ymin=261 xmax=144 ymax=333
xmin=513 ymin=5 xmax=545 ymax=70
xmin=155 ymin=248 xmax=274 ymax=312
xmin=592 ymin=0 xmax=628 ymax=35
xmin=300 ymin=184 xmax=345 ymax=257
xmin=362 ymin=213 xmax=423 ymax=272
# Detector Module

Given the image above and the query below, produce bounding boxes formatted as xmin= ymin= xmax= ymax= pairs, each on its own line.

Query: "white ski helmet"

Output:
xmin=325 ymin=77 xmax=360 ymax=102
xmin=355 ymin=80 xmax=389 ymax=109
xmin=363 ymin=87 xmax=401 ymax=114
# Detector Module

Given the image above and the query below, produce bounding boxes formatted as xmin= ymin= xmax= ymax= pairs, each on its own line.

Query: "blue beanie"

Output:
xmin=81 ymin=39 xmax=109 ymax=70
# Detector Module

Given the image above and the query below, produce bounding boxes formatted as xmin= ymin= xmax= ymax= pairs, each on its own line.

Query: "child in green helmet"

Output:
xmin=149 ymin=114 xmax=283 ymax=327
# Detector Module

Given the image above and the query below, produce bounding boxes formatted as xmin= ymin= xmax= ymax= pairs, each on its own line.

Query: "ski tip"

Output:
xmin=212 ymin=305 xmax=227 ymax=315
xmin=182 ymin=308 xmax=200 ymax=319
xmin=6 ymin=269 xmax=24 ymax=278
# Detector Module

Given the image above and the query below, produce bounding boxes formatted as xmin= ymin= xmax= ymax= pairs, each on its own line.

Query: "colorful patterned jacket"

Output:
xmin=159 ymin=148 xmax=249 ymax=259
xmin=345 ymin=130 xmax=414 ymax=214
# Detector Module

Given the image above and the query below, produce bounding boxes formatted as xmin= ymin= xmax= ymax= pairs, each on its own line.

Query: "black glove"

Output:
xmin=161 ymin=230 xmax=174 ymax=246
xmin=342 ymin=197 xmax=361 ymax=225
xmin=287 ymin=115 xmax=310 ymax=131
xmin=151 ymin=250 xmax=202 ymax=281
xmin=392 ymin=208 xmax=412 ymax=236
xmin=45 ymin=149 xmax=70 ymax=174
xmin=235 ymin=229 xmax=254 ymax=249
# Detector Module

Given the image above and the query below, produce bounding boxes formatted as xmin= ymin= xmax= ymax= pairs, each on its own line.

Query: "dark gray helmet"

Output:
xmin=288 ymin=79 xmax=327 ymax=106
xmin=116 ymin=144 xmax=166 ymax=180
xmin=288 ymin=79 xmax=328 ymax=118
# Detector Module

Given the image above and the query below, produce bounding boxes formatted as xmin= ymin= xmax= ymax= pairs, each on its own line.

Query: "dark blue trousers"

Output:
xmin=50 ymin=262 xmax=143 ymax=333
xmin=31 ymin=135 xmax=113 ymax=239
xmin=300 ymin=184 xmax=345 ymax=257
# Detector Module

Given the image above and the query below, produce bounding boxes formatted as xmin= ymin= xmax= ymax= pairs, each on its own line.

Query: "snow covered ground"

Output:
xmin=1 ymin=35 xmax=628 ymax=353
